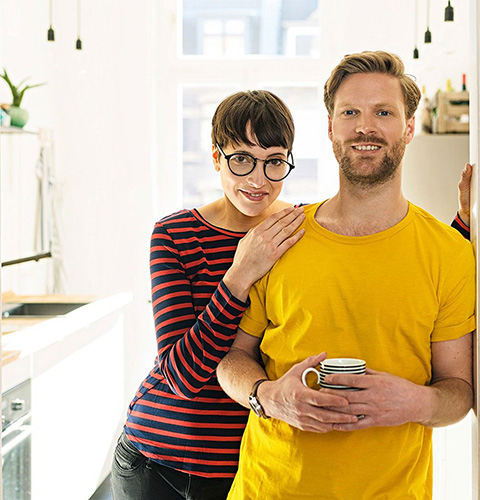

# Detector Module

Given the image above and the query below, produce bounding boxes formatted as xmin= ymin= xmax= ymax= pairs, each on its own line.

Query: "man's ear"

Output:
xmin=212 ymin=144 xmax=221 ymax=172
xmin=328 ymin=116 xmax=333 ymax=142
xmin=405 ymin=116 xmax=415 ymax=145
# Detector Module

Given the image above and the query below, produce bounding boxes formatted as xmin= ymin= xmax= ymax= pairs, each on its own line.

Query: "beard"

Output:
xmin=333 ymin=134 xmax=407 ymax=188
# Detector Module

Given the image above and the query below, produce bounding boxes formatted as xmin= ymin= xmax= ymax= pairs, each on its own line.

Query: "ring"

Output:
xmin=357 ymin=414 xmax=365 ymax=420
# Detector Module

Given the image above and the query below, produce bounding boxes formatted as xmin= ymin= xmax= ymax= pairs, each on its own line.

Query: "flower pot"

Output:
xmin=8 ymin=106 xmax=29 ymax=128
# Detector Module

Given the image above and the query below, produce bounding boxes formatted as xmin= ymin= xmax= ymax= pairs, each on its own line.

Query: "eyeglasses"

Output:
xmin=216 ymin=143 xmax=295 ymax=182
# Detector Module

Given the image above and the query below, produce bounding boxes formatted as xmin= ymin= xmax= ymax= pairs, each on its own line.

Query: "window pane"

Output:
xmin=182 ymin=0 xmax=320 ymax=56
xmin=203 ymin=19 xmax=223 ymax=35
xmin=183 ymin=87 xmax=238 ymax=208
xmin=266 ymin=86 xmax=320 ymax=205
xmin=182 ymin=86 xmax=321 ymax=209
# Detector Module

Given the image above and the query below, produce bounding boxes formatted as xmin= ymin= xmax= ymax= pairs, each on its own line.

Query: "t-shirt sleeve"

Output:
xmin=238 ymin=276 xmax=269 ymax=338
xmin=432 ymin=241 xmax=476 ymax=342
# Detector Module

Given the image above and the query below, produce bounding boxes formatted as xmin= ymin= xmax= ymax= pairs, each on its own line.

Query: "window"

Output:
xmin=182 ymin=0 xmax=320 ymax=57
xmin=153 ymin=1 xmax=336 ymax=216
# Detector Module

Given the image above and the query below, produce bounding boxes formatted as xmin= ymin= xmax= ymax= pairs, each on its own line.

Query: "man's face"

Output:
xmin=328 ymin=73 xmax=415 ymax=188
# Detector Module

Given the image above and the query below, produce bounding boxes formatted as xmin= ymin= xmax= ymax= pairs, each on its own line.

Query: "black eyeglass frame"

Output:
xmin=216 ymin=143 xmax=295 ymax=182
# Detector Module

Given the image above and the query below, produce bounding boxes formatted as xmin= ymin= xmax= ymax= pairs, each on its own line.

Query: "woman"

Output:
xmin=111 ymin=90 xmax=305 ymax=500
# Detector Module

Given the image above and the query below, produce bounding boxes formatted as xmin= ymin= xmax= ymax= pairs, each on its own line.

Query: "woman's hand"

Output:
xmin=224 ymin=206 xmax=305 ymax=301
xmin=458 ymin=163 xmax=473 ymax=227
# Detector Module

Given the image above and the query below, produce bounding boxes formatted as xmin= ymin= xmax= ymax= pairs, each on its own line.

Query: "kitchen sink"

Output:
xmin=2 ymin=302 xmax=88 ymax=318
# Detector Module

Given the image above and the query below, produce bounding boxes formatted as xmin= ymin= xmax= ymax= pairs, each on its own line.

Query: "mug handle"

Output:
xmin=302 ymin=367 xmax=320 ymax=388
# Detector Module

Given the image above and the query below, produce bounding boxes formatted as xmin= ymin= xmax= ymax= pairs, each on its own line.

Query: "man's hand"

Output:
xmin=320 ymin=368 xmax=429 ymax=431
xmin=258 ymin=354 xmax=360 ymax=433
xmin=458 ymin=163 xmax=473 ymax=227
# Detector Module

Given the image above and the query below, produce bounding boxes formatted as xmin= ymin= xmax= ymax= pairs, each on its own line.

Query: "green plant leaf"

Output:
xmin=0 ymin=68 xmax=46 ymax=107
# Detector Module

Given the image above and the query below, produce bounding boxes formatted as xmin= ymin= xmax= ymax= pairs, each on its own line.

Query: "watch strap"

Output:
xmin=249 ymin=378 xmax=270 ymax=419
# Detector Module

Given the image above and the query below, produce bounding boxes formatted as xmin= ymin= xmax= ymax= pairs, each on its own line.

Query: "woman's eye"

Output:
xmin=268 ymin=159 xmax=284 ymax=167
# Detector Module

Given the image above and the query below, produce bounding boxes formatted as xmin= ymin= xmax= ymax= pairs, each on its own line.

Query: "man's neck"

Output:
xmin=315 ymin=175 xmax=408 ymax=236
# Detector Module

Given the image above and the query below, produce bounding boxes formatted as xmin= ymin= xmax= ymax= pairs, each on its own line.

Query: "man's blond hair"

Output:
xmin=324 ymin=51 xmax=421 ymax=120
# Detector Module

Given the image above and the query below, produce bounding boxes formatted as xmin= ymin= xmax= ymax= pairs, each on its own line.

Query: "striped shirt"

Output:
xmin=125 ymin=209 xmax=250 ymax=478
xmin=451 ymin=211 xmax=470 ymax=239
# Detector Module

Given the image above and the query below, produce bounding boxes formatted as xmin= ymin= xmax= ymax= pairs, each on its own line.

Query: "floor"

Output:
xmin=89 ymin=475 xmax=113 ymax=500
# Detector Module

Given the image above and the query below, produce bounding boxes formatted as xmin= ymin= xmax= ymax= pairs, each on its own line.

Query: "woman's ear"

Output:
xmin=212 ymin=144 xmax=221 ymax=172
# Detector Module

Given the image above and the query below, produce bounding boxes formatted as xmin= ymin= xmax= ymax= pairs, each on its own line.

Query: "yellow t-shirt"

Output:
xmin=228 ymin=202 xmax=475 ymax=500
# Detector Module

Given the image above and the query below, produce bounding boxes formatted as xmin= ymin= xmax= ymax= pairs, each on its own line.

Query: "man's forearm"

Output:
xmin=421 ymin=378 xmax=473 ymax=427
xmin=217 ymin=347 xmax=268 ymax=408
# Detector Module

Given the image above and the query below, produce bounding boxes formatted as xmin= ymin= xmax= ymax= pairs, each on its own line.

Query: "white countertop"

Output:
xmin=1 ymin=292 xmax=133 ymax=392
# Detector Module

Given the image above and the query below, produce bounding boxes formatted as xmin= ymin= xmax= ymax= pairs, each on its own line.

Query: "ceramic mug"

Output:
xmin=302 ymin=358 xmax=366 ymax=390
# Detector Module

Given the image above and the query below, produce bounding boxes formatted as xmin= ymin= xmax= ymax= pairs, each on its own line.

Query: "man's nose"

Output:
xmin=355 ymin=115 xmax=377 ymax=135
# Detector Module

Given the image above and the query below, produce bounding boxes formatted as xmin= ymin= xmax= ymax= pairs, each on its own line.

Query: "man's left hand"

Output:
xmin=322 ymin=368 xmax=429 ymax=431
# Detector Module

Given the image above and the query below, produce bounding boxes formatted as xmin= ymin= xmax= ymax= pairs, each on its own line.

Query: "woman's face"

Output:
xmin=213 ymin=129 xmax=288 ymax=219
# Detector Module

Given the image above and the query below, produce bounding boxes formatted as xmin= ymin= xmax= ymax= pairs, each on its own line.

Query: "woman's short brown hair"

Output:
xmin=211 ymin=90 xmax=295 ymax=152
xmin=324 ymin=51 xmax=421 ymax=120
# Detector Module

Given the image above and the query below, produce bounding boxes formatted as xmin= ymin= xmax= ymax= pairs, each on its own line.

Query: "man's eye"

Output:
xmin=343 ymin=110 xmax=356 ymax=116
xmin=378 ymin=110 xmax=390 ymax=116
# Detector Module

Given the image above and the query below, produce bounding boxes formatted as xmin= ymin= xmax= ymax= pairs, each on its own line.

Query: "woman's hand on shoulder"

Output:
xmin=224 ymin=206 xmax=305 ymax=301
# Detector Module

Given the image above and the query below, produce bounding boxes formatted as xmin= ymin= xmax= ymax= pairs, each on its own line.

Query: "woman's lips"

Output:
xmin=239 ymin=189 xmax=268 ymax=202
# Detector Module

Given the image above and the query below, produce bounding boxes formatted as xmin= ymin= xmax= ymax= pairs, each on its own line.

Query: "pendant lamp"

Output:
xmin=76 ymin=0 xmax=83 ymax=49
xmin=424 ymin=0 xmax=432 ymax=43
xmin=47 ymin=0 xmax=55 ymax=41
xmin=444 ymin=0 xmax=454 ymax=21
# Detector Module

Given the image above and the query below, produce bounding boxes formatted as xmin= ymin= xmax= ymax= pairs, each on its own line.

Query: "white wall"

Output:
xmin=0 ymin=0 xmax=158 ymax=405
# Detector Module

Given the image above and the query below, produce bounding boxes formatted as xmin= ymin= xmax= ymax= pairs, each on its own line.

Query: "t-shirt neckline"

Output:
xmin=306 ymin=201 xmax=415 ymax=244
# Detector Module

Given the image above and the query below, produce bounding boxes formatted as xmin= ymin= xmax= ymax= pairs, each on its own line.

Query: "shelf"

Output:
xmin=0 ymin=125 xmax=39 ymax=135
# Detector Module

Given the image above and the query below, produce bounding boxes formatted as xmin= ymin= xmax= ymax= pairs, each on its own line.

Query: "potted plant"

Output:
xmin=0 ymin=69 xmax=45 ymax=128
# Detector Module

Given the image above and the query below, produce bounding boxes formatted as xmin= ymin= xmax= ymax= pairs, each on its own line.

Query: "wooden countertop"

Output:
xmin=2 ymin=349 xmax=21 ymax=365
xmin=2 ymin=291 xmax=101 ymax=303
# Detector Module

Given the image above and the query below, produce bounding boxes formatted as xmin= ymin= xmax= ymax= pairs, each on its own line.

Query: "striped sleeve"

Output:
xmin=150 ymin=222 xmax=248 ymax=399
xmin=451 ymin=212 xmax=470 ymax=240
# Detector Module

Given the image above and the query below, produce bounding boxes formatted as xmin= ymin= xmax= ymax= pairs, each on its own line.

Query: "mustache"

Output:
xmin=345 ymin=136 xmax=388 ymax=146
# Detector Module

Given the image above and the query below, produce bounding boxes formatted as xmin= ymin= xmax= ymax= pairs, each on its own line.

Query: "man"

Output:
xmin=217 ymin=51 xmax=475 ymax=499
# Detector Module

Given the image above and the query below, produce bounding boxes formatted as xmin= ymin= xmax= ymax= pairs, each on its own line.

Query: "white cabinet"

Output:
xmin=31 ymin=310 xmax=125 ymax=499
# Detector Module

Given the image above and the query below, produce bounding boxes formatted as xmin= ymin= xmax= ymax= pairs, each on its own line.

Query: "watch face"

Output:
xmin=249 ymin=395 xmax=262 ymax=417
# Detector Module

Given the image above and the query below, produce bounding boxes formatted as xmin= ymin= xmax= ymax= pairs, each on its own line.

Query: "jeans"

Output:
xmin=111 ymin=431 xmax=234 ymax=500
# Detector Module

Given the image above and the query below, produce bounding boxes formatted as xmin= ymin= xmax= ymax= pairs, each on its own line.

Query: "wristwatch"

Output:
xmin=248 ymin=378 xmax=270 ymax=419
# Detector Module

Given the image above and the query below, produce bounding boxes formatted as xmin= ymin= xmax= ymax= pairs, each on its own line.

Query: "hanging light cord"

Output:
xmin=414 ymin=0 xmax=418 ymax=44
xmin=77 ymin=0 xmax=81 ymax=39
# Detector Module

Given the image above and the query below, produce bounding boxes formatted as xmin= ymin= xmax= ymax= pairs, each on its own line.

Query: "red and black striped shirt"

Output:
xmin=125 ymin=209 xmax=250 ymax=478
